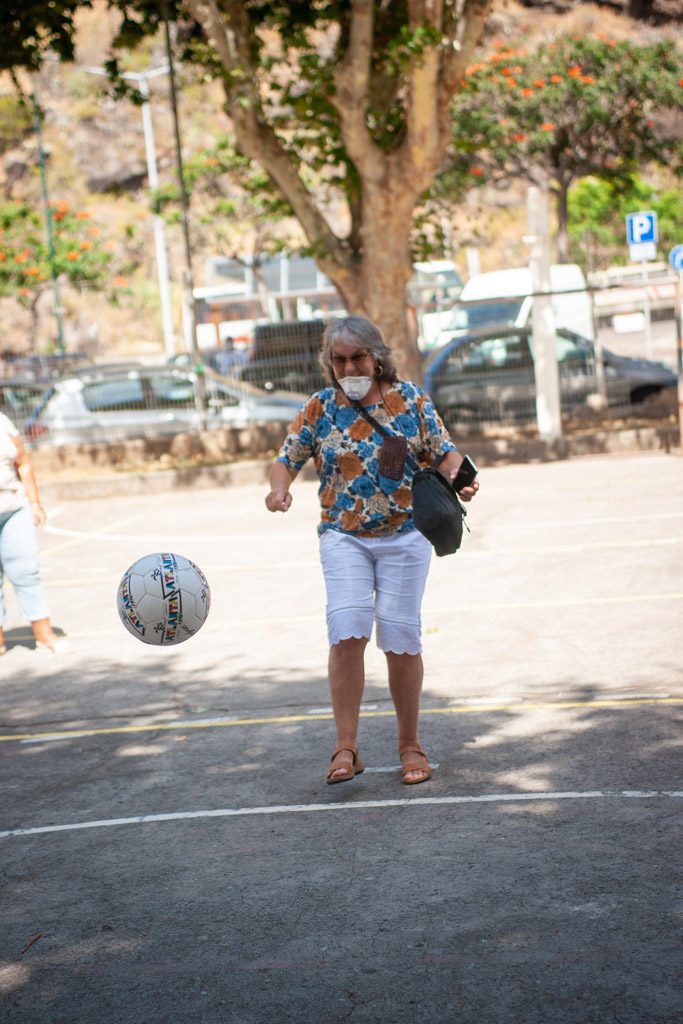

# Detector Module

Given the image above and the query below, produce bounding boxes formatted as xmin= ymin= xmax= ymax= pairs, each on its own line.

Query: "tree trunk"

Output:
xmin=320 ymin=185 xmax=423 ymax=383
xmin=186 ymin=0 xmax=494 ymax=386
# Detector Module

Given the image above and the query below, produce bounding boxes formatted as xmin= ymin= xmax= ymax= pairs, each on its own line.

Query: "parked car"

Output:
xmin=23 ymin=365 xmax=305 ymax=447
xmin=438 ymin=263 xmax=594 ymax=343
xmin=2 ymin=352 xmax=94 ymax=382
xmin=240 ymin=319 xmax=327 ymax=394
xmin=422 ymin=325 xmax=677 ymax=431
xmin=168 ymin=342 xmax=248 ymax=378
xmin=0 ymin=379 xmax=51 ymax=424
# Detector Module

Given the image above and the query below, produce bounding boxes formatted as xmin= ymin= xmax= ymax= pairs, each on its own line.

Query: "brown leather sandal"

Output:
xmin=399 ymin=746 xmax=433 ymax=785
xmin=326 ymin=746 xmax=364 ymax=785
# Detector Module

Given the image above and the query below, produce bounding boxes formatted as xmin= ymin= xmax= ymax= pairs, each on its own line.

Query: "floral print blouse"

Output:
xmin=278 ymin=381 xmax=457 ymax=537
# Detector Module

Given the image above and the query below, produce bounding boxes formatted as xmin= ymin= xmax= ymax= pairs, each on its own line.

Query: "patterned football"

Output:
xmin=116 ymin=552 xmax=210 ymax=646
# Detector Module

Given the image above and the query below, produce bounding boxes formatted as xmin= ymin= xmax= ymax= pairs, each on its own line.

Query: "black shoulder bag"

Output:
xmin=351 ymin=400 xmax=467 ymax=557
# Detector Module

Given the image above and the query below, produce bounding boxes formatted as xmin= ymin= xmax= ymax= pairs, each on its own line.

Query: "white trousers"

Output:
xmin=319 ymin=529 xmax=432 ymax=655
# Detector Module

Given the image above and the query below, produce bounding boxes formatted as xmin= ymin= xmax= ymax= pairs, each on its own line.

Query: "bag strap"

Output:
xmin=350 ymin=398 xmax=420 ymax=474
xmin=351 ymin=397 xmax=470 ymax=529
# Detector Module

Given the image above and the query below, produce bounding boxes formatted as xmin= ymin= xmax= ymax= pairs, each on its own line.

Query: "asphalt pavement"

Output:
xmin=0 ymin=450 xmax=681 ymax=1023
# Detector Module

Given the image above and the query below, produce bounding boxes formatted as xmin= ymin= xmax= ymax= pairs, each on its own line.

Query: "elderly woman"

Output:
xmin=0 ymin=411 xmax=68 ymax=654
xmin=265 ymin=315 xmax=478 ymax=785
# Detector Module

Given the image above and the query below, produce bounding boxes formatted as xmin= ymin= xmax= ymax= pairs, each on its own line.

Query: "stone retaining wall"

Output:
xmin=31 ymin=422 xmax=289 ymax=480
xmin=34 ymin=420 xmax=681 ymax=502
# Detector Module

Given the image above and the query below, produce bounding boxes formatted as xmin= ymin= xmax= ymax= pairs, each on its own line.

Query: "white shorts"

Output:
xmin=319 ymin=529 xmax=432 ymax=655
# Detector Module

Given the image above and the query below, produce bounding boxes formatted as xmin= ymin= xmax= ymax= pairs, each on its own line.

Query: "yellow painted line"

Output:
xmin=1 ymin=696 xmax=680 ymax=744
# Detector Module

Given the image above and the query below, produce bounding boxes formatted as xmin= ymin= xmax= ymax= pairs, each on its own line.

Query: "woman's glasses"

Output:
xmin=331 ymin=349 xmax=371 ymax=370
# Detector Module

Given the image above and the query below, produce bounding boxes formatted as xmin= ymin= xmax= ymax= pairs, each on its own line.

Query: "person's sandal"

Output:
xmin=326 ymin=746 xmax=364 ymax=785
xmin=399 ymin=746 xmax=433 ymax=785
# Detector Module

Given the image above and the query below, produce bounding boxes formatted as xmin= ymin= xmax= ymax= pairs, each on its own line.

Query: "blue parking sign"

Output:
xmin=626 ymin=211 xmax=658 ymax=245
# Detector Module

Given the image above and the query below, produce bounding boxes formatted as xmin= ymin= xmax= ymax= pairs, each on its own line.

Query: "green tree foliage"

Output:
xmin=0 ymin=95 xmax=33 ymax=154
xmin=0 ymin=0 xmax=495 ymax=375
xmin=152 ymin=137 xmax=302 ymax=313
xmin=0 ymin=199 xmax=111 ymax=304
xmin=1 ymin=1 xmax=91 ymax=72
xmin=441 ymin=35 xmax=682 ymax=261
xmin=567 ymin=174 xmax=683 ymax=268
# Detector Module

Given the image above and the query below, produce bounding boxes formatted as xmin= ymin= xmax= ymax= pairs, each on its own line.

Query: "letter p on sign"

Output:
xmin=626 ymin=211 xmax=658 ymax=245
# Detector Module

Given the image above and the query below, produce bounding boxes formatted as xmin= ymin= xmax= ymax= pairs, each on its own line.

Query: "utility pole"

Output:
xmin=31 ymin=89 xmax=65 ymax=355
xmin=526 ymin=186 xmax=562 ymax=443
xmin=160 ymin=0 xmax=205 ymax=427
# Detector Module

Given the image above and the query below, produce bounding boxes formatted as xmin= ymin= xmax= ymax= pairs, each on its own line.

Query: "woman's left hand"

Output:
xmin=438 ymin=452 xmax=480 ymax=502
xmin=457 ymin=480 xmax=479 ymax=502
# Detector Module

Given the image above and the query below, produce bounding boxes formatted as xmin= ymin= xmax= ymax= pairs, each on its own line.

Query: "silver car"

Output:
xmin=423 ymin=326 xmax=677 ymax=430
xmin=23 ymin=365 xmax=305 ymax=446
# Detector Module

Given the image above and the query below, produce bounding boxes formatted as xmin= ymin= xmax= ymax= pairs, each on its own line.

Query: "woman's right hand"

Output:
xmin=265 ymin=489 xmax=292 ymax=513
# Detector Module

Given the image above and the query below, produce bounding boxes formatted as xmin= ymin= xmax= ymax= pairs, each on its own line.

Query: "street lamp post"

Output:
xmin=160 ymin=0 xmax=205 ymax=428
xmin=84 ymin=64 xmax=176 ymax=359
xmin=31 ymin=88 xmax=66 ymax=355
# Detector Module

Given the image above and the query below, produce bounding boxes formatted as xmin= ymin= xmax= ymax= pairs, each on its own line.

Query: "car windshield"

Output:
xmin=527 ymin=331 xmax=594 ymax=363
xmin=451 ymin=299 xmax=524 ymax=331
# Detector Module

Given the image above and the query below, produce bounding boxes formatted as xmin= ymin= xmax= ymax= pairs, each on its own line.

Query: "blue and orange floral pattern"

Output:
xmin=278 ymin=382 xmax=457 ymax=536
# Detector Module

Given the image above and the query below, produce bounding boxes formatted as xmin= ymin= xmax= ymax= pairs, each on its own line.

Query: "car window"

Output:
xmin=0 ymin=384 xmax=46 ymax=418
xmin=451 ymin=299 xmax=524 ymax=331
xmin=83 ymin=378 xmax=146 ymax=411
xmin=450 ymin=334 xmax=532 ymax=373
xmin=555 ymin=333 xmax=592 ymax=364
xmin=527 ymin=332 xmax=593 ymax=365
xmin=147 ymin=374 xmax=196 ymax=408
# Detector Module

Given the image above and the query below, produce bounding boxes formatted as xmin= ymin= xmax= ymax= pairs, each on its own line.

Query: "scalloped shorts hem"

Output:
xmin=321 ymin=530 xmax=430 ymax=655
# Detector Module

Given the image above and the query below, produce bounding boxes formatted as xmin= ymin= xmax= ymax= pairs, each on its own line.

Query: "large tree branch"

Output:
xmin=438 ymin=0 xmax=494 ymax=123
xmin=185 ymin=0 xmax=352 ymax=272
xmin=331 ymin=0 xmax=385 ymax=184
xmin=400 ymin=0 xmax=493 ymax=192
xmin=401 ymin=0 xmax=445 ymax=187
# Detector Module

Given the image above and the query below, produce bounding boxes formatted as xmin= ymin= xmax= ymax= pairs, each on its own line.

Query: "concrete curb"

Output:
xmin=39 ymin=425 xmax=680 ymax=501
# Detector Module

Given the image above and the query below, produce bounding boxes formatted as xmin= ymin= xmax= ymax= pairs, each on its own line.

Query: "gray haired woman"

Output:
xmin=265 ymin=316 xmax=478 ymax=785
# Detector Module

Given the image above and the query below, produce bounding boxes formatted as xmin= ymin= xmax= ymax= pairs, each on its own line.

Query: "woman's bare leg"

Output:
xmin=327 ymin=636 xmax=367 ymax=779
xmin=386 ymin=651 xmax=429 ymax=782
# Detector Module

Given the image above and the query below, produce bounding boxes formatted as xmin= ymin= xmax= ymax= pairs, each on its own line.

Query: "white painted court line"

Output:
xmin=1 ymin=790 xmax=680 ymax=840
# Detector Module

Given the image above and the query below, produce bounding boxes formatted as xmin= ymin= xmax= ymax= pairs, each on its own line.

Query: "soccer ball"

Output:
xmin=116 ymin=552 xmax=211 ymax=646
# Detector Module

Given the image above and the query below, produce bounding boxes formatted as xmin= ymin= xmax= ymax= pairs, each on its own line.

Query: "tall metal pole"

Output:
xmin=137 ymin=73 xmax=176 ymax=358
xmin=160 ymin=0 xmax=205 ymax=426
xmin=31 ymin=89 xmax=65 ymax=354
xmin=84 ymin=65 xmax=176 ymax=358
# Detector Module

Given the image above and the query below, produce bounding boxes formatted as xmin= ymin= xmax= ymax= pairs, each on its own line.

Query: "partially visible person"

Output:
xmin=215 ymin=336 xmax=247 ymax=377
xmin=0 ymin=411 xmax=69 ymax=654
xmin=265 ymin=316 xmax=478 ymax=786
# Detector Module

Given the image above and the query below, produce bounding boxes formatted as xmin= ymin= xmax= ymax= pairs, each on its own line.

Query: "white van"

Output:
xmin=442 ymin=263 xmax=594 ymax=341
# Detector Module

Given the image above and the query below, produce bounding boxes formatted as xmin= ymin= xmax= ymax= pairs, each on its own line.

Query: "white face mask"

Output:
xmin=338 ymin=375 xmax=373 ymax=401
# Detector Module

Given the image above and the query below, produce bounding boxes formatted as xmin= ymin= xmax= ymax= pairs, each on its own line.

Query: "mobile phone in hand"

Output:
xmin=452 ymin=455 xmax=478 ymax=492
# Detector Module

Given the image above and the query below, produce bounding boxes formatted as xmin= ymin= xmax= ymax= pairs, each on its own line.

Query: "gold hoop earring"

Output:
xmin=374 ymin=362 xmax=383 ymax=378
